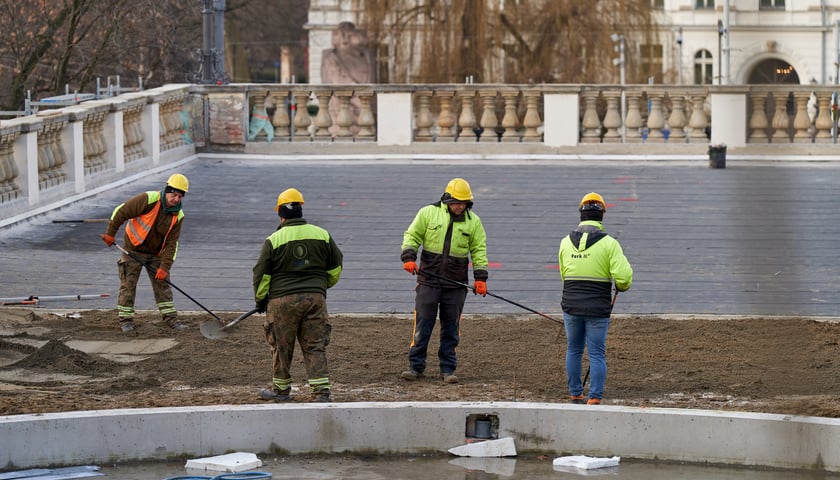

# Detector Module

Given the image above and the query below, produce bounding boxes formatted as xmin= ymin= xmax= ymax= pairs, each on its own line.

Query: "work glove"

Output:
xmin=256 ymin=299 xmax=268 ymax=314
xmin=154 ymin=268 xmax=168 ymax=282
xmin=403 ymin=261 xmax=418 ymax=275
xmin=100 ymin=233 xmax=115 ymax=246
xmin=473 ymin=280 xmax=487 ymax=297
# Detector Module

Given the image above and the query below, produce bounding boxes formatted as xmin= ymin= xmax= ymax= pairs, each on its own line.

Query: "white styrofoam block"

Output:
xmin=448 ymin=437 xmax=517 ymax=457
xmin=552 ymin=455 xmax=620 ymax=470
xmin=184 ymin=452 xmax=262 ymax=473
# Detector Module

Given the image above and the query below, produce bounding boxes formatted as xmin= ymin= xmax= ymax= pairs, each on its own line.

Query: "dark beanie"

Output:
xmin=278 ymin=203 xmax=303 ymax=219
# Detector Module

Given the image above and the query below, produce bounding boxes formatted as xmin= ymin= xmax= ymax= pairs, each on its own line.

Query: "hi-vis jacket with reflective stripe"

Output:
xmin=401 ymin=202 xmax=488 ymax=286
xmin=253 ymin=218 xmax=343 ymax=302
xmin=106 ymin=190 xmax=184 ymax=272
xmin=558 ymin=220 xmax=633 ymax=317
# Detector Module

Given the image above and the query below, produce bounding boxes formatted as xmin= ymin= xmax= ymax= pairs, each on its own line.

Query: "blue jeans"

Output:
xmin=563 ymin=313 xmax=611 ymax=400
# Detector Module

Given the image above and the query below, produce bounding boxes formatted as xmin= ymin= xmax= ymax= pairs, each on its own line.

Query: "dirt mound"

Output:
xmin=9 ymin=339 xmax=121 ymax=376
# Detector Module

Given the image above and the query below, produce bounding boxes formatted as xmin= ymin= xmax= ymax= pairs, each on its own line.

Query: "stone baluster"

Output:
xmin=645 ymin=89 xmax=666 ymax=143
xmin=435 ymin=91 xmax=456 ymax=141
xmin=159 ymin=100 xmax=175 ymax=149
xmin=333 ymin=90 xmax=355 ymax=141
xmin=601 ymin=91 xmax=622 ymax=143
xmin=270 ymin=90 xmax=291 ymax=141
xmin=292 ymin=91 xmax=311 ymax=142
xmin=624 ymin=90 xmax=643 ymax=143
xmin=249 ymin=93 xmax=268 ymax=142
xmin=814 ymin=92 xmax=833 ymax=143
xmin=770 ymin=93 xmax=791 ymax=143
xmin=748 ymin=90 xmax=770 ymax=143
xmin=688 ymin=94 xmax=708 ymax=142
xmin=792 ymin=91 xmax=812 ymax=143
xmin=521 ymin=91 xmax=542 ymax=142
xmin=580 ymin=89 xmax=601 ymax=143
xmin=355 ymin=90 xmax=376 ymax=141
xmin=478 ymin=89 xmax=499 ymax=143
xmin=124 ymin=106 xmax=145 ymax=161
xmin=414 ymin=90 xmax=434 ymax=142
xmin=37 ymin=127 xmax=53 ymax=187
xmin=667 ymin=94 xmax=687 ymax=143
xmin=457 ymin=90 xmax=477 ymax=142
xmin=499 ymin=90 xmax=520 ymax=142
xmin=95 ymin=112 xmax=108 ymax=169
xmin=0 ymin=131 xmax=21 ymax=202
xmin=312 ymin=92 xmax=332 ymax=141
xmin=47 ymin=122 xmax=67 ymax=183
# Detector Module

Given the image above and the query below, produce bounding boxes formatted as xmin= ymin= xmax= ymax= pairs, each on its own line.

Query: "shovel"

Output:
xmin=200 ymin=307 xmax=261 ymax=339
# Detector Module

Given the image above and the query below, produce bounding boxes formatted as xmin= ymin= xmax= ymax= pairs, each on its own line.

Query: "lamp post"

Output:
xmin=717 ymin=20 xmax=724 ymax=85
xmin=611 ymin=33 xmax=626 ymax=143
xmin=676 ymin=27 xmax=683 ymax=85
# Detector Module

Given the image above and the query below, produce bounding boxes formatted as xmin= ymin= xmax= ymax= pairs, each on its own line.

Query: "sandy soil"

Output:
xmin=2 ymin=307 xmax=840 ymax=418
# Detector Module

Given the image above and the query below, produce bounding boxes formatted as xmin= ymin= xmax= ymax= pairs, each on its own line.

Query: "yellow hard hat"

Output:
xmin=166 ymin=173 xmax=189 ymax=193
xmin=275 ymin=188 xmax=304 ymax=211
xmin=579 ymin=192 xmax=606 ymax=212
xmin=444 ymin=178 xmax=473 ymax=202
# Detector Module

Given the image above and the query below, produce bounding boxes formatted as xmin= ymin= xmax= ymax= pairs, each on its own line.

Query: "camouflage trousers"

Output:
xmin=116 ymin=251 xmax=177 ymax=325
xmin=263 ymin=292 xmax=331 ymax=394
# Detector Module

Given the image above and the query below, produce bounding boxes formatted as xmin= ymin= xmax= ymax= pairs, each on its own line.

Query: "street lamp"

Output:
xmin=611 ymin=33 xmax=626 ymax=143
xmin=676 ymin=27 xmax=683 ymax=85
xmin=717 ymin=20 xmax=724 ymax=85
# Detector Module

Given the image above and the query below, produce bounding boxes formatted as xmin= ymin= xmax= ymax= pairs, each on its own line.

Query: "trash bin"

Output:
xmin=708 ymin=144 xmax=726 ymax=169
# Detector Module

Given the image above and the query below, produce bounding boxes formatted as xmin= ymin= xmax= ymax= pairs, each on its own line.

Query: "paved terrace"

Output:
xmin=2 ymin=152 xmax=840 ymax=318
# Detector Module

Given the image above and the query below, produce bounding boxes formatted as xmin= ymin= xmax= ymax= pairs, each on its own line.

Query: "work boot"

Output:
xmin=400 ymin=369 xmax=423 ymax=381
xmin=313 ymin=391 xmax=331 ymax=403
xmin=587 ymin=398 xmax=602 ymax=406
xmin=570 ymin=395 xmax=586 ymax=404
xmin=167 ymin=321 xmax=187 ymax=331
xmin=442 ymin=373 xmax=459 ymax=384
xmin=119 ymin=320 xmax=136 ymax=332
xmin=258 ymin=387 xmax=291 ymax=402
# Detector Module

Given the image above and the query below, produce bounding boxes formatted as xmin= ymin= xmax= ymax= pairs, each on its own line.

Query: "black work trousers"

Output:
xmin=408 ymin=283 xmax=468 ymax=375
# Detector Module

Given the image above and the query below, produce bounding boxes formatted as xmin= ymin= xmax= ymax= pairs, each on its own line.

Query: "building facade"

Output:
xmin=306 ymin=0 xmax=840 ymax=86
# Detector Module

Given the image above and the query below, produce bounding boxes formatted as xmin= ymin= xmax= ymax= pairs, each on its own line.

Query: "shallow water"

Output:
xmin=95 ymin=453 xmax=839 ymax=480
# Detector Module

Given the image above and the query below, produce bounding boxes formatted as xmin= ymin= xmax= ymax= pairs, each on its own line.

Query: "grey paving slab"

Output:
xmin=2 ymin=158 xmax=840 ymax=319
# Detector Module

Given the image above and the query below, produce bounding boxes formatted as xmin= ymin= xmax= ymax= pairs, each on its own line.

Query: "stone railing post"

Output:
xmin=521 ymin=90 xmax=542 ymax=143
xmin=601 ymin=90 xmax=622 ymax=143
xmin=457 ymin=90 xmax=477 ymax=142
xmin=709 ymin=86 xmax=748 ymax=147
xmin=355 ymin=90 xmax=376 ymax=142
xmin=376 ymin=92 xmax=412 ymax=146
xmin=269 ymin=90 xmax=291 ymax=141
xmin=667 ymin=93 xmax=687 ymax=143
xmin=814 ymin=90 xmax=834 ymax=143
xmin=688 ymin=93 xmax=708 ymax=142
xmin=645 ymin=89 xmax=666 ymax=143
xmin=791 ymin=90 xmax=812 ymax=143
xmin=292 ymin=90 xmax=312 ymax=142
xmin=0 ymin=127 xmax=21 ymax=204
xmin=313 ymin=91 xmax=333 ymax=141
xmin=747 ymin=89 xmax=770 ymax=143
xmin=414 ymin=90 xmax=434 ymax=142
xmin=333 ymin=90 xmax=355 ymax=141
xmin=625 ymin=89 xmax=644 ymax=143
xmin=770 ymin=92 xmax=791 ymax=143
xmin=435 ymin=91 xmax=457 ymax=141
xmin=478 ymin=89 xmax=499 ymax=143
xmin=499 ymin=90 xmax=520 ymax=142
xmin=580 ymin=89 xmax=601 ymax=143
xmin=543 ymin=85 xmax=581 ymax=147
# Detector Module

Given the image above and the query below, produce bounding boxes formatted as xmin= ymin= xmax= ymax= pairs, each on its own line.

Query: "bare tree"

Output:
xmin=355 ymin=0 xmax=658 ymax=84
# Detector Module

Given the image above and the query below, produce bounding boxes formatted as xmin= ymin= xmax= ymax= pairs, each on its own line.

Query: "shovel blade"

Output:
xmin=200 ymin=318 xmax=229 ymax=339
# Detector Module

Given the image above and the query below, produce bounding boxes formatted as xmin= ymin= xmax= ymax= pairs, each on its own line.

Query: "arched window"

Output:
xmin=694 ymin=49 xmax=713 ymax=85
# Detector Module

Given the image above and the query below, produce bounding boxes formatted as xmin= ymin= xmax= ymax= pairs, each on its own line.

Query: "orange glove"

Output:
xmin=474 ymin=280 xmax=487 ymax=296
xmin=403 ymin=261 xmax=418 ymax=275
xmin=101 ymin=233 xmax=115 ymax=246
xmin=155 ymin=268 xmax=168 ymax=282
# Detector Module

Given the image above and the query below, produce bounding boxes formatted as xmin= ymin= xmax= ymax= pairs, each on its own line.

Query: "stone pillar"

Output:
xmin=667 ymin=94 xmax=687 ymax=143
xmin=457 ymin=91 xmax=477 ymax=142
xmin=688 ymin=94 xmax=708 ymax=142
xmin=710 ymin=87 xmax=748 ymax=148
xmin=645 ymin=89 xmax=666 ymax=143
xmin=270 ymin=90 xmax=291 ymax=142
xmin=355 ymin=90 xmax=376 ymax=141
xmin=601 ymin=91 xmax=622 ymax=143
xmin=292 ymin=90 xmax=312 ymax=142
xmin=815 ymin=92 xmax=833 ymax=143
xmin=792 ymin=91 xmax=812 ymax=143
xmin=625 ymin=90 xmax=644 ymax=143
xmin=333 ymin=90 xmax=354 ymax=141
xmin=580 ymin=89 xmax=601 ymax=143
xmin=770 ymin=93 xmax=790 ymax=143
